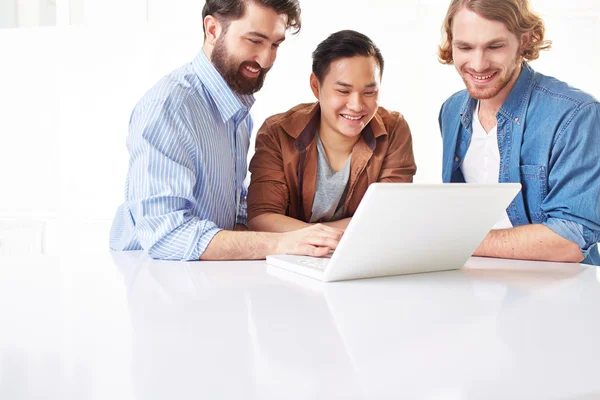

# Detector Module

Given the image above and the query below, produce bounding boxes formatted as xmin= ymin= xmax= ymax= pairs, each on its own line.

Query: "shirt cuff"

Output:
xmin=543 ymin=217 xmax=586 ymax=250
xmin=583 ymin=243 xmax=600 ymax=266
xmin=185 ymin=225 xmax=222 ymax=261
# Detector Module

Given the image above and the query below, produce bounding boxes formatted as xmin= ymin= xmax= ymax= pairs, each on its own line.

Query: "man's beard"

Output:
xmin=212 ymin=36 xmax=269 ymax=95
xmin=461 ymin=55 xmax=521 ymax=101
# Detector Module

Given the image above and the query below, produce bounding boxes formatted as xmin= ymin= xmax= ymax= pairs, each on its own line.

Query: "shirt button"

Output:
xmin=454 ymin=156 xmax=459 ymax=162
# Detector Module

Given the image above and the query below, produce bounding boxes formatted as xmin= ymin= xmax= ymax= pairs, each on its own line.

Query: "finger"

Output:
xmin=312 ymin=225 xmax=344 ymax=240
xmin=307 ymin=236 xmax=340 ymax=250
xmin=311 ymin=246 xmax=331 ymax=257
xmin=313 ymin=224 xmax=345 ymax=236
xmin=314 ymin=232 xmax=343 ymax=242
xmin=296 ymin=245 xmax=329 ymax=257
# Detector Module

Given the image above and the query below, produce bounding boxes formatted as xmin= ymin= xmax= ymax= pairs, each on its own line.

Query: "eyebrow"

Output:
xmin=453 ymin=38 xmax=508 ymax=47
xmin=334 ymin=81 xmax=378 ymax=88
xmin=247 ymin=31 xmax=286 ymax=43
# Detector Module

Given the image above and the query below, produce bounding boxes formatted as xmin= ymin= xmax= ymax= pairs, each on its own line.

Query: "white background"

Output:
xmin=0 ymin=0 xmax=598 ymax=255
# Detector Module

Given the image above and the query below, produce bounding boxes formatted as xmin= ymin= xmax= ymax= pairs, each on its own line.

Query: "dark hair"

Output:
xmin=202 ymin=0 xmax=301 ymax=36
xmin=312 ymin=30 xmax=384 ymax=83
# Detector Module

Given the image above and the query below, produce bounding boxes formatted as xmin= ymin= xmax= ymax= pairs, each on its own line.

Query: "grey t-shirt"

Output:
xmin=309 ymin=134 xmax=352 ymax=223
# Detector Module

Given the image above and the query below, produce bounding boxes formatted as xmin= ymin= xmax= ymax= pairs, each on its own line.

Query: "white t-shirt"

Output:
xmin=460 ymin=101 xmax=513 ymax=230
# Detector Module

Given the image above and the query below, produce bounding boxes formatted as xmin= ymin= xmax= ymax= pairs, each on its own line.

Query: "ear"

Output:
xmin=204 ymin=15 xmax=222 ymax=46
xmin=519 ymin=31 xmax=531 ymax=55
xmin=309 ymin=72 xmax=320 ymax=99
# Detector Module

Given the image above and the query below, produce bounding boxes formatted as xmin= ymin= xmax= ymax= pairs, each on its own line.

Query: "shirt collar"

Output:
xmin=460 ymin=62 xmax=536 ymax=125
xmin=498 ymin=62 xmax=536 ymax=123
xmin=192 ymin=50 xmax=255 ymax=122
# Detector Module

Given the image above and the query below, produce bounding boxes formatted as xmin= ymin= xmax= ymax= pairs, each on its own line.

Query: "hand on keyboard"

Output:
xmin=276 ymin=224 xmax=343 ymax=257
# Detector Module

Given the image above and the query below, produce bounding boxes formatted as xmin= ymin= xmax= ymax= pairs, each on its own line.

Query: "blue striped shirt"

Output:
xmin=110 ymin=51 xmax=255 ymax=260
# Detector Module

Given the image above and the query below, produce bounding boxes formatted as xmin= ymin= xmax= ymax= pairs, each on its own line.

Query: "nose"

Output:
xmin=471 ymin=49 xmax=490 ymax=72
xmin=256 ymin=47 xmax=274 ymax=70
xmin=347 ymin=92 xmax=364 ymax=113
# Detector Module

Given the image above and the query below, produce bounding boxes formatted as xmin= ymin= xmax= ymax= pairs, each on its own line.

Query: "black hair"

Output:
xmin=312 ymin=30 xmax=384 ymax=83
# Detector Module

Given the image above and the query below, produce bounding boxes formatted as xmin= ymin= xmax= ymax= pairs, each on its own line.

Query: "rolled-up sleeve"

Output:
xmin=247 ymin=121 xmax=290 ymax=222
xmin=127 ymin=100 xmax=222 ymax=261
xmin=543 ymin=218 xmax=589 ymax=249
xmin=541 ymin=102 xmax=600 ymax=259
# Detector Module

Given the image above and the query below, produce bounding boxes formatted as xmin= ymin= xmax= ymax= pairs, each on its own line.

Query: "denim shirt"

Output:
xmin=439 ymin=63 xmax=600 ymax=265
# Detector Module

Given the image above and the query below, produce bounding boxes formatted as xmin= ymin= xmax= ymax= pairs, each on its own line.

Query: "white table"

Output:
xmin=1 ymin=250 xmax=599 ymax=400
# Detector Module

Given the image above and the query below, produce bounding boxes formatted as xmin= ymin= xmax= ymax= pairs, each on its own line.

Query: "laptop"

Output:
xmin=266 ymin=183 xmax=521 ymax=282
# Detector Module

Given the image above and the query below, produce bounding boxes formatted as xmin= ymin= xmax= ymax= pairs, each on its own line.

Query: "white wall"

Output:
xmin=0 ymin=0 xmax=598 ymax=255
xmin=0 ymin=0 xmax=57 ymax=28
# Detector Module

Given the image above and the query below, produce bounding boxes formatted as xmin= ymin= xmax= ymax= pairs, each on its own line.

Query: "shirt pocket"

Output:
xmin=519 ymin=164 xmax=548 ymax=223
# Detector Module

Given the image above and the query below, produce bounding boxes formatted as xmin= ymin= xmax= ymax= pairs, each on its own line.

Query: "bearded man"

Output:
xmin=110 ymin=0 xmax=343 ymax=260
xmin=438 ymin=0 xmax=600 ymax=264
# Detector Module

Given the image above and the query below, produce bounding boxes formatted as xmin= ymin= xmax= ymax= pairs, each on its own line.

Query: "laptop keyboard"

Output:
xmin=299 ymin=258 xmax=330 ymax=271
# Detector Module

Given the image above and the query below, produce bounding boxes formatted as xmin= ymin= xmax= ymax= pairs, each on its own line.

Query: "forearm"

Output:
xmin=200 ymin=230 xmax=279 ymax=260
xmin=247 ymin=213 xmax=310 ymax=233
xmin=201 ymin=223 xmax=344 ymax=260
xmin=474 ymin=224 xmax=584 ymax=263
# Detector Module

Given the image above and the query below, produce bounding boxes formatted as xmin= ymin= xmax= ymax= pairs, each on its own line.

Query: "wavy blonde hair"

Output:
xmin=438 ymin=0 xmax=552 ymax=64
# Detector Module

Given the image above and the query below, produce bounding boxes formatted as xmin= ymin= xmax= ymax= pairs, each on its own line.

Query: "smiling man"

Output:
xmin=110 ymin=0 xmax=346 ymax=260
xmin=438 ymin=0 xmax=600 ymax=264
xmin=247 ymin=30 xmax=416 ymax=232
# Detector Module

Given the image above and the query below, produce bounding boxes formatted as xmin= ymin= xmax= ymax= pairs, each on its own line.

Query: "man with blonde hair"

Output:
xmin=438 ymin=0 xmax=600 ymax=264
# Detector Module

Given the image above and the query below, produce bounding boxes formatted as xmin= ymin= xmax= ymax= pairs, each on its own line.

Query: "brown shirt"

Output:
xmin=247 ymin=102 xmax=417 ymax=223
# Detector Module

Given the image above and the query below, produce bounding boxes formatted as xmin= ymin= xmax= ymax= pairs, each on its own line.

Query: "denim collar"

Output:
xmin=192 ymin=50 xmax=255 ymax=122
xmin=459 ymin=62 xmax=536 ymax=126
xmin=498 ymin=62 xmax=536 ymax=124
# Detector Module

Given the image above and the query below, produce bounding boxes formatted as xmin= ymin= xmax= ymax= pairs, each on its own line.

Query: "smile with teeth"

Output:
xmin=341 ymin=114 xmax=363 ymax=121
xmin=245 ymin=66 xmax=260 ymax=73
xmin=471 ymin=72 xmax=495 ymax=80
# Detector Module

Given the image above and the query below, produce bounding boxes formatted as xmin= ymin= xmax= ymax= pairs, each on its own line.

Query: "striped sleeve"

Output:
xmin=126 ymin=99 xmax=221 ymax=260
